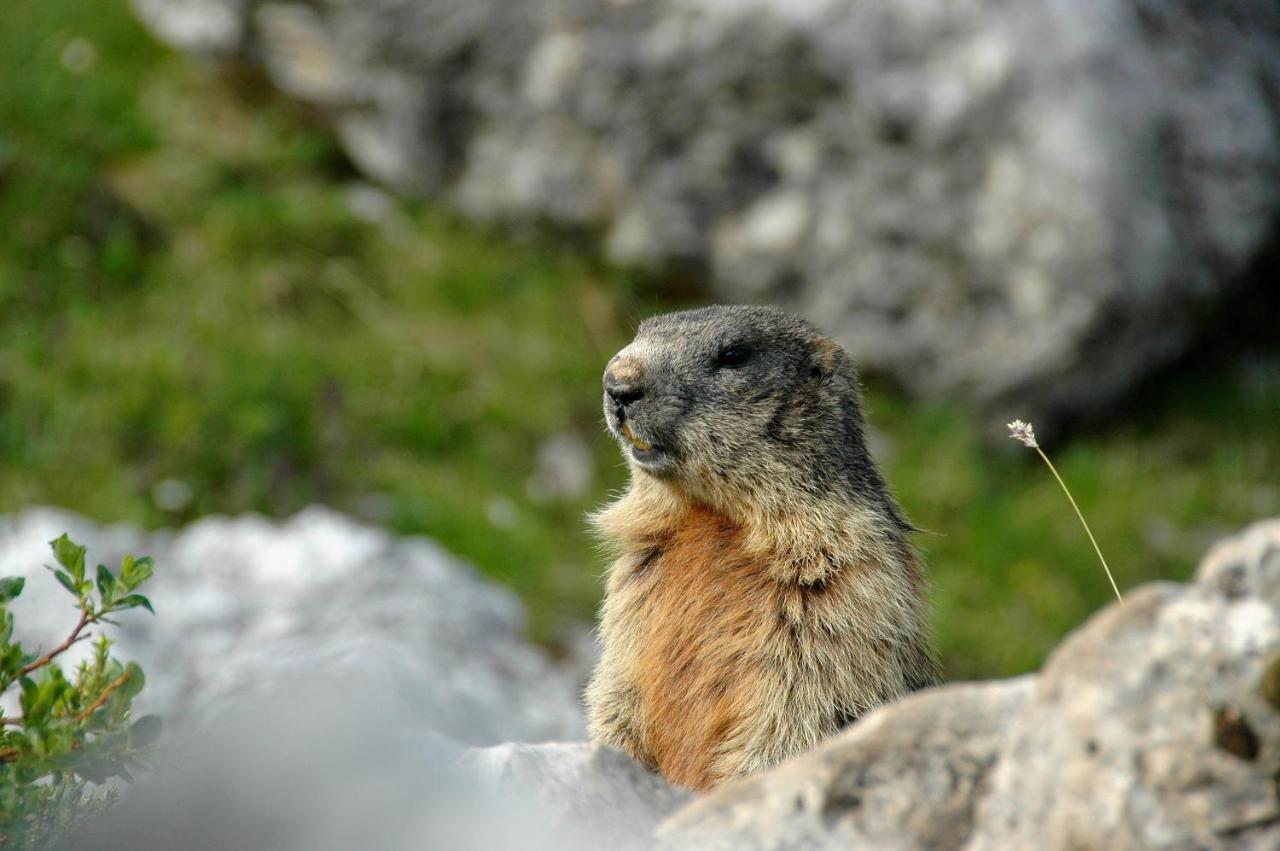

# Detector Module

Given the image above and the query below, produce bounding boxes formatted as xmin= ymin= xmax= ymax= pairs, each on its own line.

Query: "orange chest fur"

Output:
xmin=610 ymin=506 xmax=801 ymax=790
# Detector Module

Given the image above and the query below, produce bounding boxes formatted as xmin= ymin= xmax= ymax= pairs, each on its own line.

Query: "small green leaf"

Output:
xmin=51 ymin=569 xmax=79 ymax=598
xmin=50 ymin=534 xmax=86 ymax=583
xmin=84 ymin=709 xmax=109 ymax=731
xmin=129 ymin=715 xmax=162 ymax=748
xmin=96 ymin=564 xmax=116 ymax=600
xmin=77 ymin=759 xmax=110 ymax=785
xmin=121 ymin=662 xmax=145 ymax=700
xmin=97 ymin=731 xmax=127 ymax=751
xmin=0 ymin=577 xmax=24 ymax=604
xmin=18 ymin=677 xmax=36 ymax=717
xmin=24 ymin=681 xmax=54 ymax=723
xmin=117 ymin=594 xmax=154 ymax=615
xmin=0 ymin=643 xmax=24 ymax=677
xmin=126 ymin=556 xmax=154 ymax=590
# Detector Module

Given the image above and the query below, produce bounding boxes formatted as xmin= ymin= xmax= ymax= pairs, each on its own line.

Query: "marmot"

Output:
xmin=584 ymin=305 xmax=938 ymax=791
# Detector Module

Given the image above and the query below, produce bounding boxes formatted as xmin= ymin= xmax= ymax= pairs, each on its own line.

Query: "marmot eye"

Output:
xmin=716 ymin=345 xmax=753 ymax=369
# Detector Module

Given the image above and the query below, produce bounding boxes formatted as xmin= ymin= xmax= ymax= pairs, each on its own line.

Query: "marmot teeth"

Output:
xmin=620 ymin=423 xmax=652 ymax=451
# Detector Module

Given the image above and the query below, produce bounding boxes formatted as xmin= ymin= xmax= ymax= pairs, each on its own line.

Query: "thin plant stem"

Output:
xmin=1034 ymin=446 xmax=1123 ymax=606
xmin=72 ymin=669 xmax=132 ymax=724
xmin=18 ymin=611 xmax=94 ymax=677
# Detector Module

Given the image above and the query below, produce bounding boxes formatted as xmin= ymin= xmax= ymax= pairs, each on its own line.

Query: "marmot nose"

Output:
xmin=604 ymin=373 xmax=645 ymax=408
xmin=606 ymin=384 xmax=645 ymax=409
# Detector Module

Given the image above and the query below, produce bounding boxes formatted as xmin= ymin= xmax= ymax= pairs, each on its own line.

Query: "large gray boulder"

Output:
xmin=0 ymin=506 xmax=584 ymax=744
xmin=131 ymin=0 xmax=1280 ymax=425
xmin=966 ymin=522 xmax=1280 ymax=850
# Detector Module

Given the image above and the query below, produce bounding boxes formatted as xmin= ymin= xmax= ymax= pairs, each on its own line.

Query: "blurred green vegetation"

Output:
xmin=2 ymin=0 xmax=1277 ymax=679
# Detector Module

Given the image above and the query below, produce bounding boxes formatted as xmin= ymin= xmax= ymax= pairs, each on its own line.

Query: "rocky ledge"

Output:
xmin=479 ymin=519 xmax=1280 ymax=850
xmin=4 ymin=509 xmax=1277 ymax=848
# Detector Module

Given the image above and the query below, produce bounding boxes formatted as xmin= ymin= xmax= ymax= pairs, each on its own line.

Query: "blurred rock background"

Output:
xmin=1 ymin=0 xmax=1278 ymax=683
xmin=0 ymin=507 xmax=586 ymax=742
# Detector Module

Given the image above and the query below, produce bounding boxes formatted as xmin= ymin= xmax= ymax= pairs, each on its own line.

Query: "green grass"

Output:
xmin=873 ymin=375 xmax=1280 ymax=676
xmin=3 ymin=0 xmax=1277 ymax=679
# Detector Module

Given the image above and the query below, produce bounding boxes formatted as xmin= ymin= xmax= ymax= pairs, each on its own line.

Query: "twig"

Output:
xmin=0 ymin=739 xmax=81 ymax=764
xmin=73 ymin=669 xmax=132 ymax=724
xmin=18 ymin=610 xmax=96 ymax=678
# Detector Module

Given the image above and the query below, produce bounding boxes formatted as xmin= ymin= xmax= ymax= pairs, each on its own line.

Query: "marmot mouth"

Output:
xmin=619 ymin=422 xmax=669 ymax=465
xmin=620 ymin=422 xmax=654 ymax=452
xmin=630 ymin=444 xmax=667 ymax=463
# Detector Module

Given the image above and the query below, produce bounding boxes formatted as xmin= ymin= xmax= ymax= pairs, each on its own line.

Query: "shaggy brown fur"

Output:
xmin=585 ymin=306 xmax=938 ymax=791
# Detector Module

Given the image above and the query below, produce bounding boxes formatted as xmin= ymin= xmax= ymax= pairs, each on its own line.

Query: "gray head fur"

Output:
xmin=602 ymin=305 xmax=909 ymax=533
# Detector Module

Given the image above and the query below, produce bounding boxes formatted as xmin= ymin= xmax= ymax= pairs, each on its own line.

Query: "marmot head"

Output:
xmin=603 ymin=305 xmax=882 ymax=507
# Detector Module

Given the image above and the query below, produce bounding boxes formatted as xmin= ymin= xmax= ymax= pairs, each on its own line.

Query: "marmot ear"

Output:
xmin=808 ymin=337 xmax=845 ymax=383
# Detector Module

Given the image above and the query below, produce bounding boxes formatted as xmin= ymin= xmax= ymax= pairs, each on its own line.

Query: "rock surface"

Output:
xmin=466 ymin=741 xmax=692 ymax=848
xmin=659 ymin=518 xmax=1280 ymax=850
xmin=130 ymin=0 xmax=1280 ymax=425
xmin=7 ymin=508 xmax=1280 ymax=847
xmin=966 ymin=525 xmax=1280 ymax=850
xmin=0 ymin=506 xmax=584 ymax=744
xmin=660 ymin=678 xmax=1035 ymax=850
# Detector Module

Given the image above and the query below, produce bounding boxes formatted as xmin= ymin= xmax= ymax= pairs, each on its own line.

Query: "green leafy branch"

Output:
xmin=0 ymin=535 xmax=161 ymax=847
